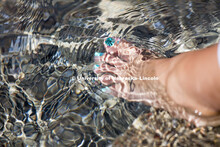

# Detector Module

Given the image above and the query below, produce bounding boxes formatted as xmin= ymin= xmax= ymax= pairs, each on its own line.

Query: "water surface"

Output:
xmin=0 ymin=0 xmax=220 ymax=146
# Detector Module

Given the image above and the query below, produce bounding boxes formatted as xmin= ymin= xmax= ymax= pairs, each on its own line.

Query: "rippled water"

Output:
xmin=0 ymin=0 xmax=220 ymax=146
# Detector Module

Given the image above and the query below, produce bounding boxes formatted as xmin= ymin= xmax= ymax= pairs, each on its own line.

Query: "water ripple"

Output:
xmin=0 ymin=0 xmax=220 ymax=146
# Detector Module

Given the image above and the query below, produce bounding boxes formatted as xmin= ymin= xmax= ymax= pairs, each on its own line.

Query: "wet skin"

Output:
xmin=94 ymin=38 xmax=220 ymax=126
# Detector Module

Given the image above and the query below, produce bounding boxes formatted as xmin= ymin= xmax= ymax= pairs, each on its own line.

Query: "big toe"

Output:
xmin=104 ymin=37 xmax=141 ymax=62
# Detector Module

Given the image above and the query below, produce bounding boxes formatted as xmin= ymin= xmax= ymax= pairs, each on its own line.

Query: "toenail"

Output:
xmin=101 ymin=87 xmax=110 ymax=92
xmin=93 ymin=64 xmax=100 ymax=69
xmin=105 ymin=37 xmax=115 ymax=47
xmin=95 ymin=52 xmax=104 ymax=56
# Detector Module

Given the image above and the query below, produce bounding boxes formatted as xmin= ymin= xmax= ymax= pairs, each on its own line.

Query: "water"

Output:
xmin=0 ymin=0 xmax=220 ymax=146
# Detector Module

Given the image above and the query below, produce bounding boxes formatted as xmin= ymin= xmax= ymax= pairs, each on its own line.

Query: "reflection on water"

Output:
xmin=0 ymin=0 xmax=220 ymax=146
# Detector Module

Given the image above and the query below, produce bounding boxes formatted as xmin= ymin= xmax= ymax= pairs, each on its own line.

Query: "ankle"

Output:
xmin=154 ymin=58 xmax=174 ymax=87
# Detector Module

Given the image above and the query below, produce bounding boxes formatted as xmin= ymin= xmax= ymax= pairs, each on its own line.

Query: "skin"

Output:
xmin=156 ymin=44 xmax=220 ymax=116
xmin=94 ymin=38 xmax=220 ymax=126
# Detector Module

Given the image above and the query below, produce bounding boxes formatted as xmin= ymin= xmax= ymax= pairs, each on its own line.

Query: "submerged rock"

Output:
xmin=113 ymin=108 xmax=220 ymax=147
xmin=0 ymin=0 xmax=220 ymax=146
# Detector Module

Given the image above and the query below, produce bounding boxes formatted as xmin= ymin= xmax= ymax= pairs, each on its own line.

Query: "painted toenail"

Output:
xmin=95 ymin=52 xmax=104 ymax=56
xmin=93 ymin=64 xmax=100 ymax=69
xmin=101 ymin=87 xmax=110 ymax=92
xmin=105 ymin=37 xmax=115 ymax=47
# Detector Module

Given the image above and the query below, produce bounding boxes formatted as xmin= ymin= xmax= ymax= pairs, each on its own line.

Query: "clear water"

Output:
xmin=0 ymin=0 xmax=220 ymax=146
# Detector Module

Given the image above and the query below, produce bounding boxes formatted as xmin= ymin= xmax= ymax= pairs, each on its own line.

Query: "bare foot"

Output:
xmin=94 ymin=38 xmax=161 ymax=103
xmin=94 ymin=37 xmax=220 ymax=126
